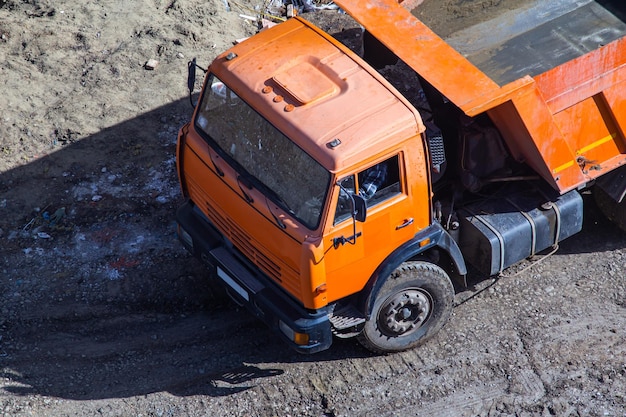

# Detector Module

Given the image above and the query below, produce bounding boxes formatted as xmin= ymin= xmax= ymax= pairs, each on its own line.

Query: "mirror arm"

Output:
xmin=333 ymin=231 xmax=362 ymax=249
xmin=333 ymin=181 xmax=366 ymax=249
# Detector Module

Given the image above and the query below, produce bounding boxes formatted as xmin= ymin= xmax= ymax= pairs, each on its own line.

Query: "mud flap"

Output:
xmin=595 ymin=164 xmax=626 ymax=203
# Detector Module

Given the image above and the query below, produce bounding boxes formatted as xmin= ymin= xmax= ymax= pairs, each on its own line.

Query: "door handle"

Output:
xmin=396 ymin=218 xmax=414 ymax=230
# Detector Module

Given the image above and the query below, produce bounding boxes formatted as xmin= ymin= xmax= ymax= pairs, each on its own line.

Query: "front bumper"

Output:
xmin=175 ymin=199 xmax=333 ymax=354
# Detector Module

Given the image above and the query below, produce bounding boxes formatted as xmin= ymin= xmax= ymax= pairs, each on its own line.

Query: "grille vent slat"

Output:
xmin=186 ymin=176 xmax=301 ymax=297
xmin=207 ymin=201 xmax=282 ymax=280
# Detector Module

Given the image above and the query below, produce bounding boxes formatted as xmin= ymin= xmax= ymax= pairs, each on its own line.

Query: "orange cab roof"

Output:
xmin=210 ymin=17 xmax=424 ymax=173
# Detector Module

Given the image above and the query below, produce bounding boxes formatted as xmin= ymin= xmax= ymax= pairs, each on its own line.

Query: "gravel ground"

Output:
xmin=1 ymin=1 xmax=625 ymax=416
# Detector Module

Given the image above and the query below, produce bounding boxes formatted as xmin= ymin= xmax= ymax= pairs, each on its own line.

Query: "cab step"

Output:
xmin=329 ymin=305 xmax=366 ymax=338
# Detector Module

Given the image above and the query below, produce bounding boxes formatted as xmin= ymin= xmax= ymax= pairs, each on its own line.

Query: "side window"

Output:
xmin=358 ymin=155 xmax=401 ymax=204
xmin=334 ymin=155 xmax=401 ymax=224
xmin=334 ymin=175 xmax=356 ymax=225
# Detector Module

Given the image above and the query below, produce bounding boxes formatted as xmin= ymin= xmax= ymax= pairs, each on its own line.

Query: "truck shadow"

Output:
xmin=0 ymin=97 xmax=369 ymax=401
xmin=1 ymin=98 xmax=624 ymax=401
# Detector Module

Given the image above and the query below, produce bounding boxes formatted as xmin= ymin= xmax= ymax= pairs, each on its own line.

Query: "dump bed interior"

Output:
xmin=417 ymin=0 xmax=626 ymax=86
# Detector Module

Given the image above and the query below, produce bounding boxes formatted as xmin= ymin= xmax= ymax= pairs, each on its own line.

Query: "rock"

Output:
xmin=144 ymin=59 xmax=159 ymax=70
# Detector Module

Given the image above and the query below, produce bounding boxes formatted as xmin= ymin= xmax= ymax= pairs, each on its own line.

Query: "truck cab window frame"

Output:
xmin=334 ymin=154 xmax=402 ymax=225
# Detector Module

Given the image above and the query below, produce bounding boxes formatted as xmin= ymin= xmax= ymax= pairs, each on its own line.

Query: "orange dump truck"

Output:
xmin=176 ymin=0 xmax=626 ymax=353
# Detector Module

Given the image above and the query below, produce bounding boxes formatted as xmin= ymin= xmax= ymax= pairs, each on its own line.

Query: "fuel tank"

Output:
xmin=458 ymin=185 xmax=583 ymax=276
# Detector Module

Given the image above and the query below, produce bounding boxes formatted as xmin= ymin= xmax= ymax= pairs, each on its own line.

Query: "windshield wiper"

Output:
xmin=236 ymin=169 xmax=296 ymax=229
xmin=263 ymin=186 xmax=294 ymax=215
xmin=207 ymin=148 xmax=224 ymax=177
xmin=265 ymin=196 xmax=287 ymax=229
xmin=239 ymin=170 xmax=295 ymax=215
xmin=237 ymin=174 xmax=254 ymax=203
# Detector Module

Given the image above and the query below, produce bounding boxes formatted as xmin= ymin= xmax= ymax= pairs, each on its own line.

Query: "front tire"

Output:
xmin=358 ymin=261 xmax=454 ymax=354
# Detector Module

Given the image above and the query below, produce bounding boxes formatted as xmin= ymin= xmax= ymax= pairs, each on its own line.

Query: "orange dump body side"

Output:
xmin=336 ymin=0 xmax=626 ymax=193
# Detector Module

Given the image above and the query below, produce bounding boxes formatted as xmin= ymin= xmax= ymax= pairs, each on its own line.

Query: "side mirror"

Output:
xmin=187 ymin=58 xmax=197 ymax=94
xmin=353 ymin=194 xmax=367 ymax=222
xmin=187 ymin=58 xmax=207 ymax=108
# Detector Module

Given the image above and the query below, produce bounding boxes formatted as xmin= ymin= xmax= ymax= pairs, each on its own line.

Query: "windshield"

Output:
xmin=195 ymin=75 xmax=330 ymax=229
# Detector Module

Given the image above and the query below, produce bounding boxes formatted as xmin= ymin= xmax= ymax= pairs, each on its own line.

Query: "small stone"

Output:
xmin=144 ymin=59 xmax=159 ymax=70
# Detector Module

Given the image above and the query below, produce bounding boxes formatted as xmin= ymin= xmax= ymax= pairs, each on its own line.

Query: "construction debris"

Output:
xmin=232 ymin=1 xmax=339 ymax=25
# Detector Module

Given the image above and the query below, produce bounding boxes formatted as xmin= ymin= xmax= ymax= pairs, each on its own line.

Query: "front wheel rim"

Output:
xmin=378 ymin=288 xmax=432 ymax=337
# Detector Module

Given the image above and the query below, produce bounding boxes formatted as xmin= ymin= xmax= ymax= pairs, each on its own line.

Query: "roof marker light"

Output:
xmin=327 ymin=138 xmax=341 ymax=149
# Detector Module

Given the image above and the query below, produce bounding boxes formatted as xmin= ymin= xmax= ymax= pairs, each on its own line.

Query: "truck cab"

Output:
xmin=176 ymin=17 xmax=461 ymax=353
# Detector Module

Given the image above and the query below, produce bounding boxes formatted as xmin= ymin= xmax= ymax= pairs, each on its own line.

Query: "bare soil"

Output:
xmin=1 ymin=1 xmax=625 ymax=416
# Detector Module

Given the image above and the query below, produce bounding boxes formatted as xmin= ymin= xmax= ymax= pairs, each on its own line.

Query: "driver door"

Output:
xmin=323 ymin=154 xmax=418 ymax=301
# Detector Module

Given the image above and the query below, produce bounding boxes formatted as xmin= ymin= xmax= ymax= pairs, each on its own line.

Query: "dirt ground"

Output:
xmin=1 ymin=1 xmax=626 ymax=416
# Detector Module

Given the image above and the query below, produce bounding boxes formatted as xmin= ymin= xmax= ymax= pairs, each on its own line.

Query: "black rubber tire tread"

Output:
xmin=594 ymin=186 xmax=626 ymax=232
xmin=358 ymin=261 xmax=454 ymax=354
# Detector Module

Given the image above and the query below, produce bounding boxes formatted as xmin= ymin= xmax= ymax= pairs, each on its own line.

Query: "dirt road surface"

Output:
xmin=1 ymin=1 xmax=625 ymax=416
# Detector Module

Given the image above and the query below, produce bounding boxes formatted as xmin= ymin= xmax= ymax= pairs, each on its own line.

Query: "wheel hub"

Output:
xmin=380 ymin=289 xmax=431 ymax=336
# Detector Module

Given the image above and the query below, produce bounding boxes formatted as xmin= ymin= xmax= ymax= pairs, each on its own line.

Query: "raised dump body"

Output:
xmin=337 ymin=0 xmax=626 ymax=194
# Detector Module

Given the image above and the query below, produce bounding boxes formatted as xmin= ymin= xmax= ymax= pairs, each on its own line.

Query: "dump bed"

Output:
xmin=335 ymin=0 xmax=626 ymax=194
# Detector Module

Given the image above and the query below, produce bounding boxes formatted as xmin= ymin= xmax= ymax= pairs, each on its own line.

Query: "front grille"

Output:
xmin=205 ymin=200 xmax=282 ymax=283
xmin=186 ymin=175 xmax=302 ymax=298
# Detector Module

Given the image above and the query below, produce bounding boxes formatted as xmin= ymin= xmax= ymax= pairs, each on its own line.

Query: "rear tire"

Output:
xmin=358 ymin=261 xmax=454 ymax=354
xmin=594 ymin=186 xmax=626 ymax=232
